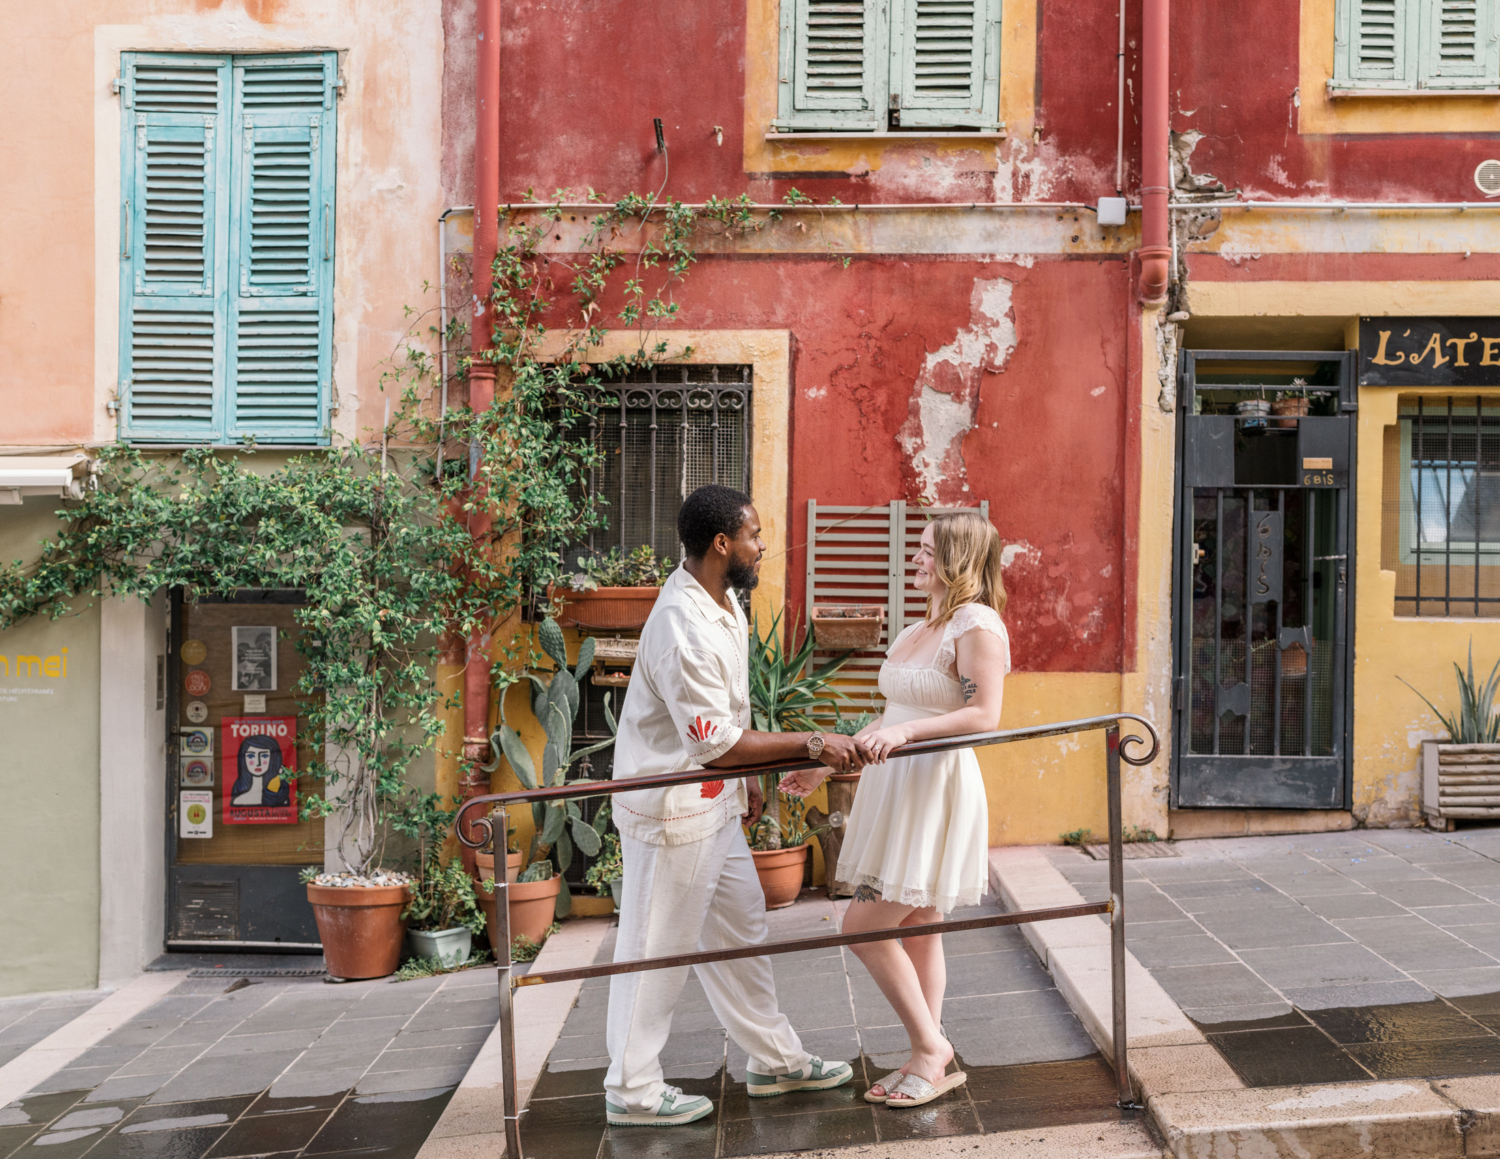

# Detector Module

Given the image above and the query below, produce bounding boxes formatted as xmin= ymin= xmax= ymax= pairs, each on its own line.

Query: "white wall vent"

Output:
xmin=1476 ymin=160 xmax=1500 ymax=197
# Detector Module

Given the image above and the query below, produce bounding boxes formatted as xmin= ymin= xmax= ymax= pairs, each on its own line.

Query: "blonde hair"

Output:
xmin=925 ymin=511 xmax=1008 ymax=626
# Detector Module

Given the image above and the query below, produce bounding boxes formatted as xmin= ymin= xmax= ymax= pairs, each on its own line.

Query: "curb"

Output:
xmin=415 ymin=916 xmax=613 ymax=1159
xmin=989 ymin=847 xmax=1472 ymax=1159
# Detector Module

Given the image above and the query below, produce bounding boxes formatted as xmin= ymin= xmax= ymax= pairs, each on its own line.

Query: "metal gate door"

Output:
xmin=1173 ymin=351 xmax=1356 ymax=809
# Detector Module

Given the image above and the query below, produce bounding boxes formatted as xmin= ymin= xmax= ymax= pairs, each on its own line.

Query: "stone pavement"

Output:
xmin=0 ymin=964 xmax=500 ymax=1159
xmin=1047 ymin=826 xmax=1500 ymax=1087
xmin=0 ymin=996 xmax=108 ymax=1071
xmin=522 ymin=890 xmax=1138 ymax=1159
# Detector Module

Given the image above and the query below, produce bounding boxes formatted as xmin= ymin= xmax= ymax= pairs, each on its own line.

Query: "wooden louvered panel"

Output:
xmin=1421 ymin=0 xmax=1497 ymax=84
xmin=245 ymin=133 xmax=315 ymax=288
xmin=893 ymin=0 xmax=997 ymax=126
xmin=1351 ymin=0 xmax=1404 ymax=78
xmin=1426 ymin=742 xmax=1500 ymax=822
xmin=1438 ymin=0 xmax=1479 ymax=61
xmin=132 ymin=62 xmax=220 ymax=113
xmin=127 ymin=308 xmax=218 ymax=435
xmin=805 ymin=0 xmax=869 ymax=93
xmin=143 ymin=136 xmax=209 ymax=284
xmin=909 ymin=0 xmax=979 ymax=100
xmin=241 ymin=63 xmax=329 ymax=109
xmin=230 ymin=308 xmax=322 ymax=434
xmin=784 ymin=0 xmax=883 ymax=125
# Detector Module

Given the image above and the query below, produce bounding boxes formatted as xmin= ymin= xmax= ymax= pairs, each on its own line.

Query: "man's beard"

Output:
xmin=727 ymin=556 xmax=761 ymax=591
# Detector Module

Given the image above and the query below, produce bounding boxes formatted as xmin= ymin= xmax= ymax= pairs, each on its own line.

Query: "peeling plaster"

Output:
xmin=898 ymin=277 xmax=1016 ymax=504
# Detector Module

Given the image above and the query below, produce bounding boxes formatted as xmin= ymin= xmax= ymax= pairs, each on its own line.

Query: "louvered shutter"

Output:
xmin=890 ymin=0 xmax=1001 ymax=129
xmin=1335 ymin=0 xmax=1417 ymax=86
xmin=775 ymin=0 xmax=886 ymax=131
xmin=805 ymin=499 xmax=990 ymax=713
xmin=118 ymin=55 xmax=231 ymax=442
xmin=1419 ymin=0 xmax=1499 ymax=87
xmin=226 ymin=55 xmax=336 ymax=442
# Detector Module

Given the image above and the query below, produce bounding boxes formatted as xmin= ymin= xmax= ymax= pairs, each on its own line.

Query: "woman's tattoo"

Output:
xmin=959 ymin=674 xmax=978 ymax=703
xmin=852 ymin=884 xmax=882 ymax=902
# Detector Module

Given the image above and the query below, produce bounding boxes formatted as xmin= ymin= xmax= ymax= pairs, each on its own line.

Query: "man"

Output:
xmin=604 ymin=484 xmax=873 ymax=1126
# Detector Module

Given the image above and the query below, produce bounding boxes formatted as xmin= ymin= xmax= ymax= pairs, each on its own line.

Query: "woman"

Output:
xmin=782 ymin=511 xmax=1009 ymax=1109
xmin=231 ymin=735 xmax=291 ymax=808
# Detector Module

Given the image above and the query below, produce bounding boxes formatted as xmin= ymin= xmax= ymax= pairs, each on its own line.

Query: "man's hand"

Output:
xmin=816 ymin=733 xmax=874 ymax=775
xmin=779 ymin=768 xmax=825 ymax=799
xmin=742 ymin=777 xmax=764 ymax=826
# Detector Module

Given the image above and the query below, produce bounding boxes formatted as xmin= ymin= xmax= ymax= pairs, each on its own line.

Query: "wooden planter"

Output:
xmin=811 ymin=604 xmax=885 ymax=651
xmin=1423 ymin=741 xmax=1500 ymax=829
xmin=752 ymin=844 xmax=809 ymax=910
xmin=550 ymin=586 xmax=660 ymax=631
xmin=307 ymin=883 xmax=409 ymax=980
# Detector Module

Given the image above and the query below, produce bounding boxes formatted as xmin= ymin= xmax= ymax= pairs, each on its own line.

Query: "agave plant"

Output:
xmin=1400 ymin=639 xmax=1500 ymax=745
xmin=480 ymin=617 xmax=616 ymax=917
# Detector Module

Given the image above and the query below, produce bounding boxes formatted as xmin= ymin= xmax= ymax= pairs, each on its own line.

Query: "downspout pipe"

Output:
xmin=1138 ymin=0 xmax=1170 ymax=304
xmin=461 ymin=0 xmax=502 ymax=831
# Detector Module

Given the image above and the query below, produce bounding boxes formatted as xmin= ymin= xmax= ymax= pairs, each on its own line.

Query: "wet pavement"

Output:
xmin=0 ymin=994 xmax=109 ymax=1070
xmin=525 ymin=890 xmax=1131 ymax=1158
xmin=0 ymin=966 xmax=499 ymax=1159
xmin=1048 ymin=826 xmax=1500 ymax=1086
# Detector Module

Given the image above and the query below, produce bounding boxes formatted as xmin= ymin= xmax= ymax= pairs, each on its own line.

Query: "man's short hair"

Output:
xmin=678 ymin=484 xmax=752 ymax=559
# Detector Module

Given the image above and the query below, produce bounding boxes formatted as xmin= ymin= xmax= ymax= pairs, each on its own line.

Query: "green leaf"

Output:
xmin=575 ymin=636 xmax=596 ymax=681
xmin=554 ymin=877 xmax=573 ymax=919
xmin=549 ymin=668 xmax=580 ymax=730
xmin=541 ymin=802 xmax=567 ymax=845
xmin=545 ymin=698 xmax=572 ymax=761
xmin=555 ymin=826 xmax=574 ymax=874
xmin=539 ymin=617 xmax=568 ymax=670
xmin=571 ymin=816 xmax=602 ymax=857
xmin=499 ymin=725 xmax=537 ymax=790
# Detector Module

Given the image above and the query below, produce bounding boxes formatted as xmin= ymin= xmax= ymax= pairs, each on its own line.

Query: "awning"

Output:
xmin=0 ymin=454 xmax=90 ymax=504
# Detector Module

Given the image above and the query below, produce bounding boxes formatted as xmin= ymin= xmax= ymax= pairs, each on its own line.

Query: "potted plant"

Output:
xmin=475 ymin=821 xmax=523 ymax=885
xmin=396 ymin=794 xmax=486 ymax=967
xmin=1270 ymin=378 xmax=1311 ymax=428
xmin=748 ymin=795 xmax=828 ymax=909
xmin=476 ymin=618 xmax=617 ymax=945
xmin=809 ymin=604 xmax=886 ymax=651
xmin=549 ymin=545 xmax=673 ymax=631
xmin=1403 ymin=642 xmax=1500 ymax=831
xmin=583 ymin=826 xmax=623 ymax=912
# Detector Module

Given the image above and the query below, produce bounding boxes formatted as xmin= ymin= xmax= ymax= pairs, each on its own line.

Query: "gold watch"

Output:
xmin=805 ymin=733 xmax=826 ymax=759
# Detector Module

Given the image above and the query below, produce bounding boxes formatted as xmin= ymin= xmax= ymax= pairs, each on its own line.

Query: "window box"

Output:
xmin=810 ymin=603 xmax=886 ymax=651
xmin=549 ymin=585 xmax=662 ymax=632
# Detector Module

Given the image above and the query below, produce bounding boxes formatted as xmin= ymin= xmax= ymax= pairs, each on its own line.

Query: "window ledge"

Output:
xmin=765 ymin=130 xmax=1006 ymax=141
xmin=1327 ymin=86 xmax=1500 ymax=99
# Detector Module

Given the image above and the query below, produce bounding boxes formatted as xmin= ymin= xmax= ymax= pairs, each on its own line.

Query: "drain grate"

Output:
xmin=187 ymin=966 xmax=327 ymax=978
xmin=1082 ymin=841 xmax=1179 ymax=860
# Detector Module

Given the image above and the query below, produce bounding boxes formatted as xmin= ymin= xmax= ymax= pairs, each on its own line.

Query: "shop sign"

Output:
xmin=1360 ymin=317 xmax=1500 ymax=387
xmin=222 ymin=716 xmax=297 ymax=824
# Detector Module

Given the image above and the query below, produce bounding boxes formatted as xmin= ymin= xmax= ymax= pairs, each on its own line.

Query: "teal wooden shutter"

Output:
xmin=118 ymin=54 xmax=231 ymax=442
xmin=225 ymin=54 xmax=336 ymax=443
xmin=1335 ymin=0 xmax=1418 ymax=87
xmin=775 ymin=0 xmax=886 ymax=131
xmin=890 ymin=0 xmax=1001 ymax=129
xmin=1419 ymin=0 xmax=1499 ymax=87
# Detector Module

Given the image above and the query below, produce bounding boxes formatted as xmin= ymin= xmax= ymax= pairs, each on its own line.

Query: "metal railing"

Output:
xmin=456 ymin=712 xmax=1159 ymax=1158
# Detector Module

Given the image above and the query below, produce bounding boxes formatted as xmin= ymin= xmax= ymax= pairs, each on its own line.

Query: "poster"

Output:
xmin=181 ymin=791 xmax=213 ymax=838
xmin=180 ymin=755 xmax=213 ymax=788
xmin=232 ymin=626 xmax=277 ymax=691
xmin=222 ymin=716 xmax=297 ymax=824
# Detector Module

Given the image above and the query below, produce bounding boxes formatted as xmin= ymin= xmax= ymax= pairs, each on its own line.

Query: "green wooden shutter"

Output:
xmin=890 ymin=0 xmax=1001 ymax=129
xmin=775 ymin=0 xmax=886 ymax=131
xmin=225 ymin=54 xmax=336 ymax=443
xmin=1418 ymin=0 xmax=1499 ymax=87
xmin=118 ymin=54 xmax=231 ymax=442
xmin=1335 ymin=0 xmax=1418 ymax=87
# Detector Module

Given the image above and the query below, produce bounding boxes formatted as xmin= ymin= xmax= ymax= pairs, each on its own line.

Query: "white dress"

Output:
xmin=833 ymin=603 xmax=1011 ymax=915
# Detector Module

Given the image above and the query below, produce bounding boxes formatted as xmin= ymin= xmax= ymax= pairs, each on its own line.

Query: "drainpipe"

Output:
xmin=460 ymin=0 xmax=502 ymax=843
xmin=1138 ymin=0 xmax=1170 ymax=304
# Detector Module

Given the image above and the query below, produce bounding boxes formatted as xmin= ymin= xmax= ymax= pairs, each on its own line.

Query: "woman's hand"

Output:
xmin=861 ymin=725 xmax=910 ymax=763
xmin=779 ymin=768 xmax=828 ymax=799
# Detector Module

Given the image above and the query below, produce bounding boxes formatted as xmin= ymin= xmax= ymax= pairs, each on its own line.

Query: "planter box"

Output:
xmin=811 ymin=604 xmax=885 ymax=651
xmin=408 ymin=926 xmax=472 ymax=968
xmin=550 ymin=586 xmax=661 ymax=631
xmin=1423 ymin=740 xmax=1500 ymax=829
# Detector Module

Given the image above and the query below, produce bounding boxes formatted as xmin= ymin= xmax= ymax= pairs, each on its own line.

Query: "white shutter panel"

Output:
xmin=776 ymin=0 xmax=885 ymax=131
xmin=891 ymin=0 xmax=1001 ymax=129
xmin=1419 ymin=0 xmax=1499 ymax=87
xmin=1336 ymin=0 xmax=1418 ymax=86
xmin=119 ymin=55 xmax=231 ymax=442
xmin=226 ymin=55 xmax=335 ymax=442
xmin=805 ymin=499 xmax=990 ymax=714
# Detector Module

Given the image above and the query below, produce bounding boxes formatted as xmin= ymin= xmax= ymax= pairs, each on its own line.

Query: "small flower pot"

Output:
xmin=307 ymin=883 xmax=410 ymax=981
xmin=476 ymin=850 xmax=523 ymax=885
xmin=608 ymin=877 xmax=623 ymax=912
xmin=811 ymin=604 xmax=886 ymax=651
xmin=752 ymin=844 xmax=810 ymax=910
xmin=1236 ymin=399 xmax=1270 ymax=431
xmin=550 ymin=585 xmax=661 ymax=631
xmin=479 ymin=875 xmax=563 ymax=950
xmin=407 ymin=926 xmax=473 ymax=968
xmin=1270 ymin=396 xmax=1310 ymax=428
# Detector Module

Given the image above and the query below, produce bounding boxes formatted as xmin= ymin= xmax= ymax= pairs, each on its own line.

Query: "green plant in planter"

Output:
xmin=583 ymin=832 xmax=623 ymax=894
xmin=480 ymin=616 xmax=617 ymax=915
xmin=832 ymin=712 xmax=876 ymax=736
xmin=748 ymin=793 xmax=829 ymax=852
xmin=1401 ymin=639 xmax=1500 ymax=744
xmin=393 ymin=793 xmax=486 ymax=935
xmin=561 ymin=545 xmax=674 ymax=591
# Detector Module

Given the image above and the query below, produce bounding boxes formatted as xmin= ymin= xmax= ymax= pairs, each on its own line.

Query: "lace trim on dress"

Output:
xmin=834 ymin=871 xmax=984 ymax=916
xmin=932 ymin=603 xmax=1011 ymax=679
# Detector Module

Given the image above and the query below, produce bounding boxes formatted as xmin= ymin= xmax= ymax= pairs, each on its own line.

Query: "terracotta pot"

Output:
xmin=307 ymin=883 xmax=409 ymax=980
xmin=476 ymin=850 xmax=523 ymax=885
xmin=478 ymin=875 xmax=563 ymax=949
xmin=1270 ymin=396 xmax=1310 ymax=429
xmin=811 ymin=604 xmax=886 ymax=651
xmin=752 ymin=844 xmax=809 ymax=910
xmin=550 ymin=585 xmax=661 ymax=631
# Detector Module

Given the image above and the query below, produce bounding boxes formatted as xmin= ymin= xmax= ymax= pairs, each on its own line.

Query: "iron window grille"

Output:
xmin=1394 ymin=396 xmax=1500 ymax=617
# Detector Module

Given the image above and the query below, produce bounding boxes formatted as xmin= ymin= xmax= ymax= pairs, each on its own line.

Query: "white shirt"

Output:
xmin=611 ymin=565 xmax=751 ymax=846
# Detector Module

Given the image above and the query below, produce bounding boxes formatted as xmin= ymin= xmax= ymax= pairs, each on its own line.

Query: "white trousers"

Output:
xmin=604 ymin=821 xmax=810 ymax=1110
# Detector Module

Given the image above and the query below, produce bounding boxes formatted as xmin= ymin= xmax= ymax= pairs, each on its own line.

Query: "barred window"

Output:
xmin=573 ymin=364 xmax=752 ymax=561
xmin=1386 ymin=396 xmax=1500 ymax=616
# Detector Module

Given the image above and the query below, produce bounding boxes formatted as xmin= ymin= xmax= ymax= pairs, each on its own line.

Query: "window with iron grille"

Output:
xmin=569 ymin=365 xmax=753 ymax=565
xmin=1386 ymin=396 xmax=1500 ymax=616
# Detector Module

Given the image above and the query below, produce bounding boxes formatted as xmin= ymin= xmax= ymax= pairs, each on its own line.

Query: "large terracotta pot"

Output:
xmin=549 ymin=585 xmax=661 ymax=631
xmin=752 ymin=844 xmax=809 ymax=910
xmin=479 ymin=875 xmax=563 ymax=950
xmin=307 ymin=883 xmax=409 ymax=980
xmin=476 ymin=850 xmax=523 ymax=885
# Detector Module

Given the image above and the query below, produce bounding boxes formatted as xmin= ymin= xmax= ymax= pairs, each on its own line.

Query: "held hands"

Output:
xmin=779 ymin=733 xmax=876 ymax=798
xmin=857 ymin=724 xmax=910 ymax=763
xmin=742 ymin=779 xmax=765 ymax=826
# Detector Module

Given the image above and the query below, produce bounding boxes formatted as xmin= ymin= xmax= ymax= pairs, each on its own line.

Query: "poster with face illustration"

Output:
xmin=222 ymin=716 xmax=297 ymax=824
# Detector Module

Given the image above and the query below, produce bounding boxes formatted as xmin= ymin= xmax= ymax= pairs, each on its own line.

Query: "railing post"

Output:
xmin=1105 ymin=726 xmax=1131 ymax=1106
xmin=493 ymin=805 xmax=523 ymax=1158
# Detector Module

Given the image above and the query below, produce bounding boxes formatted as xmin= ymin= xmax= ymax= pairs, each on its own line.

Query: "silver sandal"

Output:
xmin=885 ymin=1070 xmax=968 ymax=1108
xmin=863 ymin=1069 xmax=907 ymax=1104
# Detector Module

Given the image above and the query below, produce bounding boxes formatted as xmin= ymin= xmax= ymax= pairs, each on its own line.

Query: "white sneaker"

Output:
xmin=605 ymin=1085 xmax=714 ymax=1126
